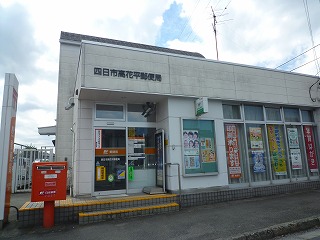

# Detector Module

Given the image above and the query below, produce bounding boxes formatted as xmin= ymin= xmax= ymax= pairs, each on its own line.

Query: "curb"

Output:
xmin=230 ymin=216 xmax=320 ymax=240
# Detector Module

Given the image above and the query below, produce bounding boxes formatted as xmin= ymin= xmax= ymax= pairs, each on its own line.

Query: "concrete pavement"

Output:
xmin=2 ymin=189 xmax=320 ymax=239
xmin=277 ymin=228 xmax=320 ymax=239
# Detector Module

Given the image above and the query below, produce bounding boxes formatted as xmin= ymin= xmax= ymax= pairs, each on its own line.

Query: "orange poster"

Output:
xmin=225 ymin=124 xmax=241 ymax=178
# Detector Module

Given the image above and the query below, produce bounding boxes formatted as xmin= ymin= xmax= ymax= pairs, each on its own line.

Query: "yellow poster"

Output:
xmin=201 ymin=149 xmax=216 ymax=162
xmin=128 ymin=127 xmax=135 ymax=137
xmin=267 ymin=125 xmax=287 ymax=175
xmin=96 ymin=166 xmax=106 ymax=181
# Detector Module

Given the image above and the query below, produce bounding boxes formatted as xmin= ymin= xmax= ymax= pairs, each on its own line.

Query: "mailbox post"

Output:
xmin=31 ymin=162 xmax=67 ymax=228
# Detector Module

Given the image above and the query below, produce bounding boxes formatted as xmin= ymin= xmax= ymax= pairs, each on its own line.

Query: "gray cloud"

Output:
xmin=0 ymin=3 xmax=56 ymax=147
xmin=0 ymin=3 xmax=43 ymax=83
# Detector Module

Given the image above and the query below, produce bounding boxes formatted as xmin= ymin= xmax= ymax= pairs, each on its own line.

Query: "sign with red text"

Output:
xmin=0 ymin=74 xmax=18 ymax=227
xmin=303 ymin=126 xmax=318 ymax=172
xmin=225 ymin=124 xmax=241 ymax=178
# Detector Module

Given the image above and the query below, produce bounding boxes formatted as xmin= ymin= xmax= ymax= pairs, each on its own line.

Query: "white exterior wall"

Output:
xmin=56 ymin=43 xmax=81 ymax=165
xmin=73 ymin=100 xmax=94 ymax=196
xmin=58 ymin=38 xmax=320 ymax=196
xmin=81 ymin=42 xmax=320 ymax=108
xmin=314 ymin=109 xmax=320 ymax=146
xmin=165 ymin=97 xmax=228 ymax=192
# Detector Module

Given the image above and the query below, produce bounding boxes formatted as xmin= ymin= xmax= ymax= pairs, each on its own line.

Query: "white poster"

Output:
xmin=290 ymin=149 xmax=302 ymax=170
xmin=287 ymin=128 xmax=299 ymax=149
xmin=183 ymin=130 xmax=200 ymax=156
xmin=95 ymin=129 xmax=102 ymax=149
xmin=249 ymin=127 xmax=263 ymax=149
xmin=184 ymin=156 xmax=200 ymax=169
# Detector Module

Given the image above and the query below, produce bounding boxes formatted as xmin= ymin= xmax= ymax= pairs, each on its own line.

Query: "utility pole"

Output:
xmin=211 ymin=6 xmax=219 ymax=61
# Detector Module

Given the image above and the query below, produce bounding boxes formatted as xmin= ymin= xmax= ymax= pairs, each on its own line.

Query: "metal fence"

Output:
xmin=12 ymin=147 xmax=54 ymax=193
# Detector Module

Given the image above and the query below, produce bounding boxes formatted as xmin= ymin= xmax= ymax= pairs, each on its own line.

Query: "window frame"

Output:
xmin=95 ymin=103 xmax=126 ymax=121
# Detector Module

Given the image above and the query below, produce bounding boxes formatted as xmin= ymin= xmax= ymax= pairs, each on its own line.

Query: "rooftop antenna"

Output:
xmin=211 ymin=6 xmax=219 ymax=61
xmin=210 ymin=1 xmax=233 ymax=61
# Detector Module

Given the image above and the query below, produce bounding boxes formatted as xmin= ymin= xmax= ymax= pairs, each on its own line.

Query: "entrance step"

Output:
xmin=19 ymin=193 xmax=179 ymax=227
xmin=143 ymin=186 xmax=166 ymax=194
xmin=79 ymin=202 xmax=179 ymax=225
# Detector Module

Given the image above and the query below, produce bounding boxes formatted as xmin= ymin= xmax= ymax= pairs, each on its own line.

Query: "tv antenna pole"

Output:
xmin=211 ymin=6 xmax=219 ymax=61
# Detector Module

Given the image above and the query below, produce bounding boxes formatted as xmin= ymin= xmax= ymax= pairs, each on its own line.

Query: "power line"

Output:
xmin=185 ymin=1 xmax=212 ymax=42
xmin=303 ymin=0 xmax=320 ymax=102
xmin=217 ymin=0 xmax=231 ymax=17
xmin=303 ymin=0 xmax=320 ymax=74
xmin=180 ymin=0 xmax=213 ymax=43
xmin=274 ymin=43 xmax=320 ymax=69
xmin=290 ymin=56 xmax=320 ymax=72
xmin=177 ymin=0 xmax=201 ymax=40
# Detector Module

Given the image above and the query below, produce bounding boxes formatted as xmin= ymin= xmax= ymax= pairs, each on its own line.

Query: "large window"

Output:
xmin=127 ymin=104 xmax=156 ymax=122
xmin=94 ymin=129 xmax=126 ymax=192
xmin=284 ymin=108 xmax=300 ymax=122
xmin=267 ymin=125 xmax=289 ymax=180
xmin=266 ymin=107 xmax=281 ymax=121
xmin=223 ymin=104 xmax=241 ymax=119
xmin=182 ymin=119 xmax=217 ymax=175
xmin=223 ymin=104 xmax=319 ymax=185
xmin=127 ymin=127 xmax=156 ymax=170
xmin=301 ymin=110 xmax=314 ymax=122
xmin=286 ymin=126 xmax=307 ymax=178
xmin=246 ymin=124 xmax=270 ymax=182
xmin=96 ymin=104 xmax=124 ymax=120
xmin=244 ymin=105 xmax=264 ymax=121
xmin=224 ymin=123 xmax=248 ymax=184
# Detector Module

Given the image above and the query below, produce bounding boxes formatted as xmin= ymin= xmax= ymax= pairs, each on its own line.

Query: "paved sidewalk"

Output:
xmin=2 ymin=189 xmax=320 ymax=239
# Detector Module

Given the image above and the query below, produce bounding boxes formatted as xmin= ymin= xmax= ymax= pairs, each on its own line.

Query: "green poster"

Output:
xmin=128 ymin=166 xmax=134 ymax=181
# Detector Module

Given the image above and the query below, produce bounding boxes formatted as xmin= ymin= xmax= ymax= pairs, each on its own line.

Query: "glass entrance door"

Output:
xmin=94 ymin=128 xmax=126 ymax=193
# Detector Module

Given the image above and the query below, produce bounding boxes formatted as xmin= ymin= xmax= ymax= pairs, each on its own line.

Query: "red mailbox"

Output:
xmin=31 ymin=162 xmax=67 ymax=228
xmin=31 ymin=162 xmax=67 ymax=202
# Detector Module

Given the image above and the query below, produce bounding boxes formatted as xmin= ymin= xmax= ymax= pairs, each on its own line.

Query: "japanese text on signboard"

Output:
xmin=94 ymin=67 xmax=162 ymax=82
xmin=303 ymin=126 xmax=318 ymax=172
xmin=225 ymin=124 xmax=241 ymax=178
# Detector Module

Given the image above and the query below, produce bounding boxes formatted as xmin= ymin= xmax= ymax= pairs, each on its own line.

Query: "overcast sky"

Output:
xmin=0 ymin=0 xmax=319 ymax=148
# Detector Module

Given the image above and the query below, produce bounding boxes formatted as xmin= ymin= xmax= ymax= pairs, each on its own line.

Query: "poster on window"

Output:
xmin=267 ymin=125 xmax=287 ymax=175
xmin=183 ymin=119 xmax=218 ymax=175
xmin=287 ymin=128 xmax=299 ymax=148
xmin=303 ymin=126 xmax=319 ymax=172
xmin=290 ymin=149 xmax=302 ymax=170
xmin=225 ymin=124 xmax=241 ymax=178
xmin=184 ymin=156 xmax=200 ymax=169
xmin=96 ymin=166 xmax=106 ymax=181
xmin=249 ymin=127 xmax=263 ymax=149
xmin=252 ymin=150 xmax=266 ymax=173
xmin=183 ymin=130 xmax=200 ymax=156
xmin=200 ymin=137 xmax=215 ymax=163
xmin=201 ymin=149 xmax=216 ymax=163
xmin=95 ymin=129 xmax=102 ymax=149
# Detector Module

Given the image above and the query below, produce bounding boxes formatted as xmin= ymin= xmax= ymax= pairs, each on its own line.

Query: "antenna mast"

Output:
xmin=211 ymin=6 xmax=219 ymax=61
